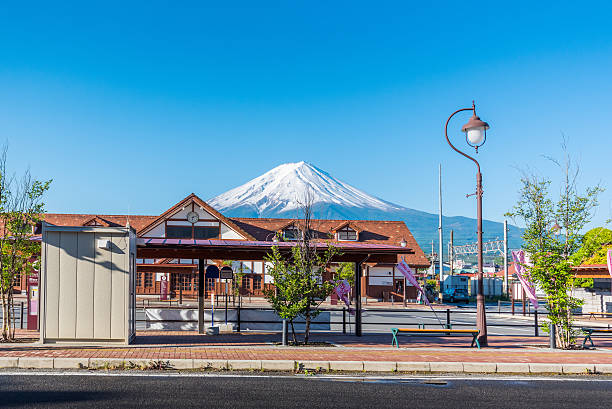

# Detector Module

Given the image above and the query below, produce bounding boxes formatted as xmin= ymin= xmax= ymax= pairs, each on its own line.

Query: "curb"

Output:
xmin=2 ymin=357 xmax=611 ymax=374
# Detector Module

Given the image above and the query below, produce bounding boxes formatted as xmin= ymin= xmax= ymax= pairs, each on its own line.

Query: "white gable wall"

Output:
xmin=221 ymin=224 xmax=244 ymax=239
xmin=143 ymin=223 xmax=165 ymax=238
xmin=172 ymin=205 xmax=216 ymax=220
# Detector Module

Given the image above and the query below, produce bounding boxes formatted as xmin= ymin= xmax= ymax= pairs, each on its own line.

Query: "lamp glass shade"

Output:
xmin=466 ymin=127 xmax=485 ymax=146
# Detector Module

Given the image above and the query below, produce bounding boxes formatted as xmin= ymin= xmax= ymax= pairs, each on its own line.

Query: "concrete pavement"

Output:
xmin=3 ymin=330 xmax=612 ymax=375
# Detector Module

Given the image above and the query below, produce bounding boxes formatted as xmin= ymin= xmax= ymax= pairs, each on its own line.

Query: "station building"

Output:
xmin=17 ymin=193 xmax=429 ymax=301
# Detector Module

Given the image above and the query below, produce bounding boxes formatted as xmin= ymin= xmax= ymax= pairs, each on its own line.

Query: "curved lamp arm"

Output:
xmin=444 ymin=106 xmax=481 ymax=174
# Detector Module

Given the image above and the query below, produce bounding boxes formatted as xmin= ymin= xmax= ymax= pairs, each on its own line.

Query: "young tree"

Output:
xmin=507 ymin=147 xmax=602 ymax=348
xmin=264 ymin=193 xmax=339 ymax=344
xmin=334 ymin=262 xmax=355 ymax=287
xmin=0 ymin=147 xmax=51 ymax=341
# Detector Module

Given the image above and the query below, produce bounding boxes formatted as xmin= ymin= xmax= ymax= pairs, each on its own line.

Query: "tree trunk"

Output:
xmin=290 ymin=320 xmax=297 ymax=344
xmin=304 ymin=313 xmax=311 ymax=345
xmin=9 ymin=291 xmax=15 ymax=340
xmin=1 ymin=294 xmax=8 ymax=341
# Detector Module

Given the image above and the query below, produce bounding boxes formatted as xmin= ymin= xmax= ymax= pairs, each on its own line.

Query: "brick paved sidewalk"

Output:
xmin=3 ymin=330 xmax=612 ymax=365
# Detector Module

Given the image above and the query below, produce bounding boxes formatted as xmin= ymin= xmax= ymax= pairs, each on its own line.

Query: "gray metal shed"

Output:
xmin=40 ymin=224 xmax=136 ymax=344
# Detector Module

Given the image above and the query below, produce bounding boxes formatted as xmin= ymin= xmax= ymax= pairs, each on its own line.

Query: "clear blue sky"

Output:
xmin=1 ymin=1 xmax=611 ymax=228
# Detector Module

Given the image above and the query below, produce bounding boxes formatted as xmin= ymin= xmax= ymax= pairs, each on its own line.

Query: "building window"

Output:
xmin=12 ymin=271 xmax=21 ymax=287
xmin=194 ymin=226 xmax=220 ymax=239
xmin=253 ymin=275 xmax=262 ymax=290
xmin=136 ymin=273 xmax=142 ymax=287
xmin=166 ymin=226 xmax=193 ymax=239
xmin=337 ymin=226 xmax=357 ymax=241
xmin=144 ymin=273 xmax=154 ymax=288
xmin=166 ymin=225 xmax=220 ymax=239
xmin=283 ymin=226 xmax=301 ymax=240
xmin=178 ymin=274 xmax=192 ymax=291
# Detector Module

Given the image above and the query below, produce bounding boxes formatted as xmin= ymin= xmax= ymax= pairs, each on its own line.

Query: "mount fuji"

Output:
xmin=208 ymin=162 xmax=523 ymax=250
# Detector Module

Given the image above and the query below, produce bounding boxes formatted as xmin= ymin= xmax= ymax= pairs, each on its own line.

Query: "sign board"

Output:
xmin=160 ymin=275 xmax=169 ymax=301
xmin=205 ymin=265 xmax=220 ymax=279
xmin=27 ymin=275 xmax=39 ymax=330
xmin=220 ymin=266 xmax=233 ymax=280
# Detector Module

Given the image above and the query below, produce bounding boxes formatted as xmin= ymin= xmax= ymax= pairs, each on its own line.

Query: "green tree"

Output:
xmin=0 ymin=147 xmax=51 ymax=341
xmin=263 ymin=194 xmax=339 ymax=344
xmin=334 ymin=262 xmax=355 ymax=287
xmin=506 ymin=149 xmax=602 ymax=348
xmin=571 ymin=227 xmax=612 ymax=265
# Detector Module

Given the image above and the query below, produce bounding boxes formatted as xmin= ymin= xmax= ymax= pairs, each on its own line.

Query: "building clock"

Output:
xmin=186 ymin=211 xmax=200 ymax=223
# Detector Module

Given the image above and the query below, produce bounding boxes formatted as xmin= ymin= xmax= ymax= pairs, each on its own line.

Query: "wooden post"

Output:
xmin=198 ymin=259 xmax=204 ymax=334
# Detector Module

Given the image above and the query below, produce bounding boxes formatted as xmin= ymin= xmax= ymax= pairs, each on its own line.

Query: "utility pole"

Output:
xmin=503 ymin=219 xmax=509 ymax=297
xmin=438 ymin=164 xmax=444 ymax=296
xmin=430 ymin=240 xmax=435 ymax=278
xmin=449 ymin=230 xmax=454 ymax=275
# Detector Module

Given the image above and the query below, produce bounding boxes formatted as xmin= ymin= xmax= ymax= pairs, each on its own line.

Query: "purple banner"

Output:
xmin=511 ymin=250 xmax=539 ymax=309
xmin=334 ymin=279 xmax=354 ymax=315
xmin=396 ymin=258 xmax=431 ymax=307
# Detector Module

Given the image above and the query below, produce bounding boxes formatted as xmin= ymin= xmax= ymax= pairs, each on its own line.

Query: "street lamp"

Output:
xmin=444 ymin=101 xmax=490 ymax=347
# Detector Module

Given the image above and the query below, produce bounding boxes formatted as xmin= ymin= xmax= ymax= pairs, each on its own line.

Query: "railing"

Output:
xmin=136 ymin=305 xmax=612 ymax=337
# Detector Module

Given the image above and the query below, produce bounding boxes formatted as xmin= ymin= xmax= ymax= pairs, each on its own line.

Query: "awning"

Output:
xmin=137 ymin=238 xmax=413 ymax=263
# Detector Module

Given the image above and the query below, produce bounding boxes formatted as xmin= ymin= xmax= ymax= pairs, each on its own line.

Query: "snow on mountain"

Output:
xmin=208 ymin=161 xmax=405 ymax=217
xmin=207 ymin=161 xmax=523 ymax=249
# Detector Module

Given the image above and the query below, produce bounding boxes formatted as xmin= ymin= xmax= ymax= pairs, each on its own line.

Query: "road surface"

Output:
xmin=0 ymin=372 xmax=609 ymax=408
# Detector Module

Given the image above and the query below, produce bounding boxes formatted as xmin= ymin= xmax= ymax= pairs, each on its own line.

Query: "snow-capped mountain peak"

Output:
xmin=208 ymin=161 xmax=405 ymax=216
xmin=206 ymin=161 xmax=524 ymax=249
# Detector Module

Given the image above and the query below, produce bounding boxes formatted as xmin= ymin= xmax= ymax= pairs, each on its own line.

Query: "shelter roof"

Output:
xmin=136 ymin=238 xmax=413 ymax=264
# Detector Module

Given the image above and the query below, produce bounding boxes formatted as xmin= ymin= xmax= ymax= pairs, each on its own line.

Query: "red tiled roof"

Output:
xmin=231 ymin=217 xmax=429 ymax=267
xmin=43 ymin=214 xmax=157 ymax=231
xmin=38 ymin=196 xmax=429 ymax=268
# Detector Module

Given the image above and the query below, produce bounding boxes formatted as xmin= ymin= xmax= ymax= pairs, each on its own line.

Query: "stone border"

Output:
xmin=1 ymin=357 xmax=610 ymax=374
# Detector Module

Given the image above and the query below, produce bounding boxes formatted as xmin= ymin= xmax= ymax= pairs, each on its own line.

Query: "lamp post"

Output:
xmin=444 ymin=101 xmax=490 ymax=346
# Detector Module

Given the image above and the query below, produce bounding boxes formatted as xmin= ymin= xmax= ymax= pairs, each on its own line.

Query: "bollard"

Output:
xmin=446 ymin=309 xmax=451 ymax=330
xmin=549 ymin=323 xmax=556 ymax=349
xmin=20 ymin=302 xmax=24 ymax=330
xmin=342 ymin=308 xmax=346 ymax=334
xmin=534 ymin=310 xmax=539 ymax=337
xmin=282 ymin=319 xmax=288 ymax=346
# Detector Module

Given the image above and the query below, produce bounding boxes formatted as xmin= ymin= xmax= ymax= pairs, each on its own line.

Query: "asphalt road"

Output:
xmin=0 ymin=373 xmax=610 ymax=409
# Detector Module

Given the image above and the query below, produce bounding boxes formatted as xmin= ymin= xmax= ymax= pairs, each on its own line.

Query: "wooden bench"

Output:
xmin=581 ymin=327 xmax=612 ymax=347
xmin=587 ymin=312 xmax=612 ymax=320
xmin=391 ymin=327 xmax=481 ymax=349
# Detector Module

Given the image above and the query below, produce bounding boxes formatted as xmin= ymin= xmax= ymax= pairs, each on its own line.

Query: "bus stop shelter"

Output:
xmin=136 ymin=238 xmax=414 ymax=337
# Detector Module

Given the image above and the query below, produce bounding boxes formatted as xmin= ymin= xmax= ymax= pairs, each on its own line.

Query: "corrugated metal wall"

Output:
xmin=42 ymin=227 xmax=134 ymax=343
